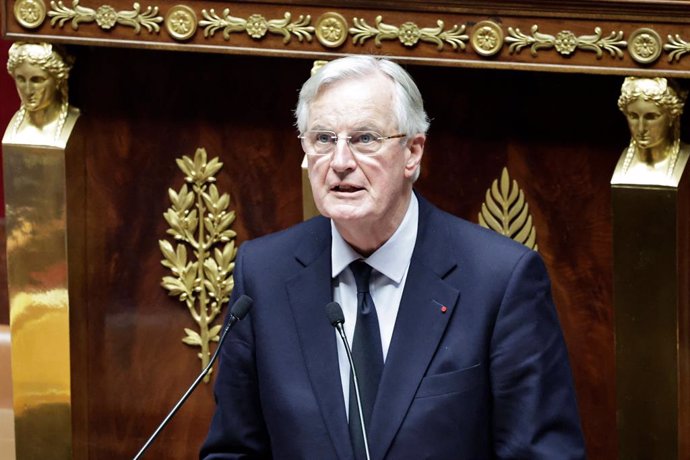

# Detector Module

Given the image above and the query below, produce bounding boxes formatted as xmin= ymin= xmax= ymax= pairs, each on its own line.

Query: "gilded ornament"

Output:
xmin=471 ymin=20 xmax=503 ymax=57
xmin=246 ymin=14 xmax=268 ymax=39
xmin=160 ymin=147 xmax=238 ymax=382
xmin=14 ymin=0 xmax=47 ymax=29
xmin=165 ymin=4 xmax=196 ymax=40
xmin=628 ymin=28 xmax=662 ymax=64
xmin=664 ymin=34 xmax=690 ymax=63
xmin=95 ymin=5 xmax=116 ymax=28
xmin=506 ymin=25 xmax=625 ymax=58
xmin=554 ymin=30 xmax=577 ymax=55
xmin=398 ymin=22 xmax=421 ymax=47
xmin=200 ymin=9 xmax=314 ymax=44
xmin=478 ymin=167 xmax=538 ymax=250
xmin=48 ymin=0 xmax=163 ymax=33
xmin=315 ymin=12 xmax=348 ymax=48
xmin=311 ymin=60 xmax=328 ymax=75
xmin=350 ymin=16 xmax=468 ymax=51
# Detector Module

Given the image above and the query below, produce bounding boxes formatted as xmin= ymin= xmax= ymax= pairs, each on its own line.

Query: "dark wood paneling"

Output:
xmin=65 ymin=47 xmax=628 ymax=458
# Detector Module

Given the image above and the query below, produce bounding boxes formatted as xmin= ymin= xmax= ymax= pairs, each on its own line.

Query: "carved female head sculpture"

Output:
xmin=6 ymin=42 xmax=75 ymax=143
xmin=617 ymin=77 xmax=687 ymax=178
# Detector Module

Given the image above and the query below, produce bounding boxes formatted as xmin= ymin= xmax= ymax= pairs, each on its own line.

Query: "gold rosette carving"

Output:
xmin=14 ymin=0 xmax=47 ymax=29
xmin=471 ymin=20 xmax=504 ymax=57
xmin=506 ymin=25 xmax=625 ymax=59
xmin=199 ymin=9 xmax=314 ymax=44
xmin=165 ymin=4 xmax=196 ymax=40
xmin=160 ymin=147 xmax=237 ymax=382
xmin=478 ymin=167 xmax=538 ymax=250
xmin=48 ymin=0 xmax=162 ymax=32
xmin=315 ymin=12 xmax=347 ymax=48
xmin=350 ymin=16 xmax=468 ymax=51
xmin=628 ymin=28 xmax=662 ymax=64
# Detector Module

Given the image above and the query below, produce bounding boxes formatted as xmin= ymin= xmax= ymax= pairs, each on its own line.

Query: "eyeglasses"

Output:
xmin=299 ymin=130 xmax=406 ymax=156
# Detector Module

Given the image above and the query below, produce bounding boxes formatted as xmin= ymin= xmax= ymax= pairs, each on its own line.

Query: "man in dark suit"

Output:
xmin=201 ymin=55 xmax=585 ymax=459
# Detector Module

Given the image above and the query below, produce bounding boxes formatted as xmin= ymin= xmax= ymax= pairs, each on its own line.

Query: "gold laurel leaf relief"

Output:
xmin=315 ymin=12 xmax=348 ymax=48
xmin=160 ymin=147 xmax=238 ymax=382
xmin=165 ymin=4 xmax=197 ymax=40
xmin=471 ymin=20 xmax=503 ymax=57
xmin=478 ymin=167 xmax=538 ymax=250
xmin=628 ymin=28 xmax=662 ymax=64
xmin=14 ymin=0 xmax=47 ymax=28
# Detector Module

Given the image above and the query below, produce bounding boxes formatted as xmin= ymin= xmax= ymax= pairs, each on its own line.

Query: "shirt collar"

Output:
xmin=331 ymin=194 xmax=419 ymax=284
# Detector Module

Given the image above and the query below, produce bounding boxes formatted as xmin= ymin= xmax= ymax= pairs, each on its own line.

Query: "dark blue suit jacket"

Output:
xmin=201 ymin=195 xmax=585 ymax=459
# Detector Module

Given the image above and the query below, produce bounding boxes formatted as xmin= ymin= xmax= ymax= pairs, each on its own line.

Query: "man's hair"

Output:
xmin=294 ymin=55 xmax=430 ymax=137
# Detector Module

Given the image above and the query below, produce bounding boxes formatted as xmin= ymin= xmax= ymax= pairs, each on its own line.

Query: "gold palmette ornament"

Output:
xmin=478 ymin=167 xmax=538 ymax=250
xmin=159 ymin=147 xmax=237 ymax=382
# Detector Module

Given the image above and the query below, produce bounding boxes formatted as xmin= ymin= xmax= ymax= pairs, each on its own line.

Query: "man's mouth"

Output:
xmin=332 ymin=184 xmax=363 ymax=193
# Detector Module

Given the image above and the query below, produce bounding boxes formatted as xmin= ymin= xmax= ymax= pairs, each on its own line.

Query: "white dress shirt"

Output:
xmin=331 ymin=194 xmax=419 ymax=417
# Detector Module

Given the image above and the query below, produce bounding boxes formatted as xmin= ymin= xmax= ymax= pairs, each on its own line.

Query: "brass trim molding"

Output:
xmin=199 ymin=9 xmax=314 ymax=43
xmin=506 ymin=25 xmax=626 ymax=58
xmin=159 ymin=147 xmax=237 ymax=382
xmin=48 ymin=0 xmax=163 ymax=32
xmin=478 ymin=167 xmax=538 ymax=250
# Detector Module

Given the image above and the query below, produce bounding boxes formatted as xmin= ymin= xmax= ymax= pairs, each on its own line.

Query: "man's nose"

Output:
xmin=330 ymin=138 xmax=356 ymax=171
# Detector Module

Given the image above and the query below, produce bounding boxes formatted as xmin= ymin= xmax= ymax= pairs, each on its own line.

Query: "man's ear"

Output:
xmin=404 ymin=134 xmax=425 ymax=178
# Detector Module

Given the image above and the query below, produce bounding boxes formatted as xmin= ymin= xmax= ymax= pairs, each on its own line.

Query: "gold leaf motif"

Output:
xmin=48 ymin=0 xmax=162 ymax=32
xmin=199 ymin=9 xmax=314 ymax=44
xmin=664 ymin=34 xmax=690 ymax=63
xmin=478 ymin=167 xmax=538 ymax=250
xmin=349 ymin=15 xmax=467 ymax=51
xmin=160 ymin=147 xmax=238 ymax=382
xmin=506 ymin=25 xmax=625 ymax=59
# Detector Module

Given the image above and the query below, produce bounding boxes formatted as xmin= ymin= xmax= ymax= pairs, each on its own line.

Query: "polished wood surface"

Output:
xmin=57 ymin=46 xmax=625 ymax=459
xmin=5 ymin=1 xmax=690 ymax=76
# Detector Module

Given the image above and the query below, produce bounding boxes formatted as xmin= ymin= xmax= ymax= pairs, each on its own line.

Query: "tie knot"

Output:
xmin=350 ymin=260 xmax=372 ymax=294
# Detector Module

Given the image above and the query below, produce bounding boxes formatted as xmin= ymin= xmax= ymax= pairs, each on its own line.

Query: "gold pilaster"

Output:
xmin=2 ymin=112 xmax=79 ymax=459
xmin=612 ymin=162 xmax=690 ymax=459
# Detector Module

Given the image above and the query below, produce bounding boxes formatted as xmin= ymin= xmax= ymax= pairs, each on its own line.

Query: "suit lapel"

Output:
xmin=368 ymin=198 xmax=460 ymax=460
xmin=285 ymin=223 xmax=353 ymax=460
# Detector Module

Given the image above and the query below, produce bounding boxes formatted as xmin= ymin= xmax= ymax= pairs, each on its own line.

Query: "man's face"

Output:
xmin=305 ymin=74 xmax=424 ymax=234
xmin=13 ymin=62 xmax=58 ymax=112
xmin=625 ymin=98 xmax=672 ymax=150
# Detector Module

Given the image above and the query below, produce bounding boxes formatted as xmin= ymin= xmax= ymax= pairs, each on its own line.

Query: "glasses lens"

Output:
xmin=349 ymin=131 xmax=382 ymax=155
xmin=304 ymin=131 xmax=335 ymax=155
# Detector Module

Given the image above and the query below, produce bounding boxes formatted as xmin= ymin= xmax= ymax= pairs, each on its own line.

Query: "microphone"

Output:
xmin=133 ymin=295 xmax=253 ymax=460
xmin=325 ymin=302 xmax=371 ymax=460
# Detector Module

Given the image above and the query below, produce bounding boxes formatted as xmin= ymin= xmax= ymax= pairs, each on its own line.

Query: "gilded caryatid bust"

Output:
xmin=4 ymin=42 xmax=80 ymax=147
xmin=612 ymin=77 xmax=690 ymax=186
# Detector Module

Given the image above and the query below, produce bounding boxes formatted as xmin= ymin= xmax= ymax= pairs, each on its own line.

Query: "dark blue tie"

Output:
xmin=348 ymin=260 xmax=383 ymax=460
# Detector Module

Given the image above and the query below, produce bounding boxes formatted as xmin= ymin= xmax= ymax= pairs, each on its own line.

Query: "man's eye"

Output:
xmin=315 ymin=133 xmax=334 ymax=144
xmin=354 ymin=132 xmax=376 ymax=144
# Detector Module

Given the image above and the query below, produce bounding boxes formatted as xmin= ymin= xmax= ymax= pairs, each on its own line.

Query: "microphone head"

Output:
xmin=230 ymin=295 xmax=253 ymax=320
xmin=325 ymin=302 xmax=345 ymax=327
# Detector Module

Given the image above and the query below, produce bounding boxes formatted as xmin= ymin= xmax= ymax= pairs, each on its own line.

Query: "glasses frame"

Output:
xmin=298 ymin=130 xmax=407 ymax=156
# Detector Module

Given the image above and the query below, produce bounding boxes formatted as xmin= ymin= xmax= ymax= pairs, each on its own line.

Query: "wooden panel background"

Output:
xmin=35 ymin=44 xmax=637 ymax=458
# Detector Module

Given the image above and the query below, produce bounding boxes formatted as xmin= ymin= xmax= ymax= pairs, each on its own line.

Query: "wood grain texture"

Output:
xmin=60 ymin=47 xmax=637 ymax=458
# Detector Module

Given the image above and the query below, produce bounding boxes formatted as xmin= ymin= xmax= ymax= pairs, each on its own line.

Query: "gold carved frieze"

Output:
xmin=478 ymin=167 xmax=538 ymax=251
xmin=48 ymin=0 xmax=162 ymax=33
xmin=199 ymin=9 xmax=314 ymax=43
xmin=350 ymin=16 xmax=468 ymax=51
xmin=9 ymin=1 xmax=690 ymax=74
xmin=506 ymin=25 xmax=626 ymax=59
xmin=159 ymin=147 xmax=237 ymax=382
